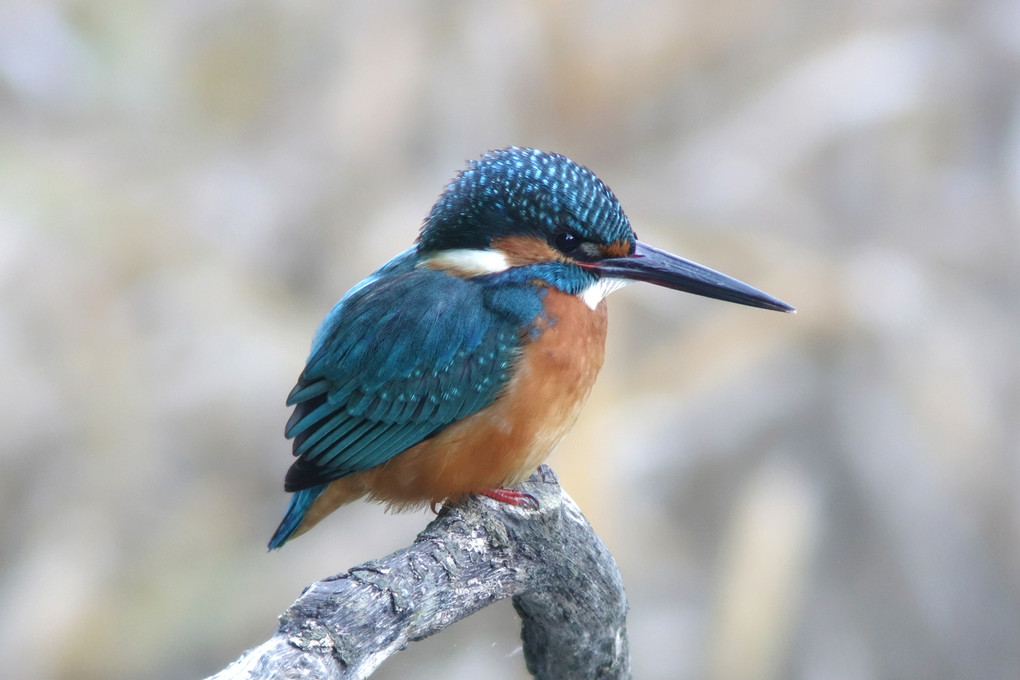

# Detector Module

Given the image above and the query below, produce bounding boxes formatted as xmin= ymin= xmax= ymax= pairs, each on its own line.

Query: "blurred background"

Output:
xmin=1 ymin=1 xmax=1018 ymax=678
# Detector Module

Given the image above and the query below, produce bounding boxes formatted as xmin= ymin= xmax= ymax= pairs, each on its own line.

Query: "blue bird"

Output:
xmin=269 ymin=147 xmax=793 ymax=549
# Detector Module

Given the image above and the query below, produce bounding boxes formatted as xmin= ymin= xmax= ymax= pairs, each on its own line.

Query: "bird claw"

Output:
xmin=478 ymin=488 xmax=540 ymax=510
xmin=536 ymin=464 xmax=555 ymax=484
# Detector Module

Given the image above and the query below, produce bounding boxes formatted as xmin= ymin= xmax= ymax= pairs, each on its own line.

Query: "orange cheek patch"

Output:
xmin=599 ymin=239 xmax=632 ymax=258
xmin=491 ymin=235 xmax=563 ymax=266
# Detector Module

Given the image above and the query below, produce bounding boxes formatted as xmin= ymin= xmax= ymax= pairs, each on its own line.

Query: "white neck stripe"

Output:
xmin=420 ymin=248 xmax=511 ymax=276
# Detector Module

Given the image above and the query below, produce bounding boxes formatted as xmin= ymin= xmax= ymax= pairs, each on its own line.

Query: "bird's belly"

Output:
xmin=362 ymin=290 xmax=608 ymax=506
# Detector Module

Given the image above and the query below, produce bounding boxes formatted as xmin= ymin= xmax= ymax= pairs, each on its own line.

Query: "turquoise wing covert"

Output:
xmin=282 ymin=268 xmax=522 ymax=492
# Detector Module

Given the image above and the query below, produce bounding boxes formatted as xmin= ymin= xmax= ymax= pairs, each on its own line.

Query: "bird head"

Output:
xmin=417 ymin=147 xmax=793 ymax=313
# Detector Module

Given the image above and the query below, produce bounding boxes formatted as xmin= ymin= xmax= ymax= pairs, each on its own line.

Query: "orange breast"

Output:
xmin=293 ymin=289 xmax=609 ymax=537
xmin=361 ymin=288 xmax=608 ymax=506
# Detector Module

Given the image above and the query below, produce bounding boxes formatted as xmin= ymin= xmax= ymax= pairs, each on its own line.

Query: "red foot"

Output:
xmin=478 ymin=488 xmax=539 ymax=510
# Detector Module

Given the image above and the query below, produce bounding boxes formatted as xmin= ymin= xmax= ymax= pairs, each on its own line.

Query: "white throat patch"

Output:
xmin=420 ymin=248 xmax=511 ymax=276
xmin=579 ymin=277 xmax=631 ymax=309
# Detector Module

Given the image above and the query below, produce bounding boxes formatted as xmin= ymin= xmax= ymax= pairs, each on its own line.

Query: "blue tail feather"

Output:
xmin=268 ymin=484 xmax=327 ymax=550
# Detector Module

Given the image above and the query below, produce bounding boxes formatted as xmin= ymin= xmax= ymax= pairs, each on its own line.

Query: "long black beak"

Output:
xmin=593 ymin=241 xmax=795 ymax=313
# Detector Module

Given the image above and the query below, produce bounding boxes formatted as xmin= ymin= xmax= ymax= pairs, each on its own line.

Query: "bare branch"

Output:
xmin=207 ymin=466 xmax=629 ymax=679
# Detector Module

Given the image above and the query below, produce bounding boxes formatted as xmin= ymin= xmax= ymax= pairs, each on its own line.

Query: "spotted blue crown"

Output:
xmin=418 ymin=147 xmax=634 ymax=253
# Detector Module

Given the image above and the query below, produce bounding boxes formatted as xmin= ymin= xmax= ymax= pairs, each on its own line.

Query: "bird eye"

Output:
xmin=553 ymin=231 xmax=580 ymax=254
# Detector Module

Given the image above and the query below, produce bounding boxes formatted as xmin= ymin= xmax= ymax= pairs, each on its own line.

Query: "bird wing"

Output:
xmin=282 ymin=267 xmax=522 ymax=491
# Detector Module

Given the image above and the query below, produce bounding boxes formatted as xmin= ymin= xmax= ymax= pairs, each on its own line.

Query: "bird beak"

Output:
xmin=592 ymin=241 xmax=795 ymax=313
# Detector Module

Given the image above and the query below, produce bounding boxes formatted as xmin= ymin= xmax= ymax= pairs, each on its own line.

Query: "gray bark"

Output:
xmin=207 ymin=466 xmax=630 ymax=680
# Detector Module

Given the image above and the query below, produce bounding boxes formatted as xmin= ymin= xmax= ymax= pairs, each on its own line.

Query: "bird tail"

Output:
xmin=268 ymin=484 xmax=327 ymax=550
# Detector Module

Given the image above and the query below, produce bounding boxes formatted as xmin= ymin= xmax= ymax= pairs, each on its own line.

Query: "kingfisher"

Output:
xmin=268 ymin=147 xmax=793 ymax=549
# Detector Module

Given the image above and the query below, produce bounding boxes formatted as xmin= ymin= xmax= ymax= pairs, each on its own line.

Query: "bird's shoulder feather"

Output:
xmin=283 ymin=264 xmax=545 ymax=491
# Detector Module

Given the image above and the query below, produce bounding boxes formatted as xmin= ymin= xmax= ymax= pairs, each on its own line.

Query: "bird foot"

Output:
xmin=478 ymin=488 xmax=539 ymax=510
xmin=536 ymin=464 xmax=555 ymax=484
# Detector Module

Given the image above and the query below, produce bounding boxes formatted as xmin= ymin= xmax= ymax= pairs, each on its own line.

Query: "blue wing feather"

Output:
xmin=282 ymin=264 xmax=533 ymax=492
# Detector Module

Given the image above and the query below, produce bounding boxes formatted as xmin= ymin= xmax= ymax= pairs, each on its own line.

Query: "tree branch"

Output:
xmin=207 ymin=466 xmax=629 ymax=679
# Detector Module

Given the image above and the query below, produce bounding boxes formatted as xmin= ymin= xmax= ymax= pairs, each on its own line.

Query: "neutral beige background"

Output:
xmin=1 ymin=1 xmax=1018 ymax=679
